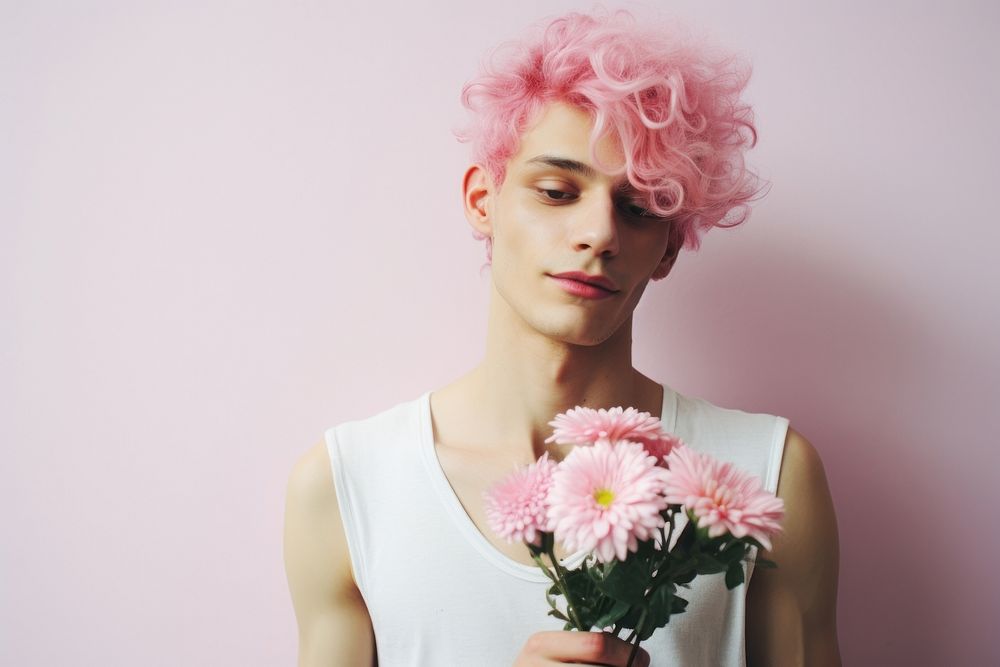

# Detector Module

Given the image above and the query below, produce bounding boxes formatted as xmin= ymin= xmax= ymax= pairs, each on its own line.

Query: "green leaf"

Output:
xmin=634 ymin=535 xmax=658 ymax=560
xmin=547 ymin=608 xmax=569 ymax=622
xmin=754 ymin=557 xmax=778 ymax=569
xmin=671 ymin=594 xmax=689 ymax=614
xmin=700 ymin=531 xmax=727 ymax=551
xmin=725 ymin=563 xmax=745 ymax=589
xmin=694 ymin=553 xmax=727 ymax=575
xmin=646 ymin=584 xmax=675 ymax=629
xmin=578 ymin=599 xmax=607 ymax=631
xmin=638 ymin=614 xmax=658 ymax=642
xmin=592 ymin=599 xmax=632 ymax=629
xmin=673 ymin=519 xmax=697 ymax=552
xmin=586 ymin=564 xmax=607 ymax=586
xmin=616 ymin=604 xmax=643 ymax=630
xmin=675 ymin=568 xmax=696 ymax=585
xmin=719 ymin=540 xmax=747 ymax=565
xmin=595 ymin=558 xmax=649 ymax=605
xmin=563 ymin=568 xmax=594 ymax=601
xmin=576 ymin=604 xmax=593 ymax=630
xmin=545 ymin=582 xmax=563 ymax=611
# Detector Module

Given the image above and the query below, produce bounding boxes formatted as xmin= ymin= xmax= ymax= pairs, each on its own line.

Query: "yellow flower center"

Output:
xmin=593 ymin=488 xmax=615 ymax=507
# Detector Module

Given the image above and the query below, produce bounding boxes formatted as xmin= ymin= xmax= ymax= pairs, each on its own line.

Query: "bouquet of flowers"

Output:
xmin=483 ymin=405 xmax=785 ymax=666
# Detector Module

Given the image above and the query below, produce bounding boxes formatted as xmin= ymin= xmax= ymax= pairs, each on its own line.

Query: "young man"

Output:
xmin=284 ymin=9 xmax=841 ymax=666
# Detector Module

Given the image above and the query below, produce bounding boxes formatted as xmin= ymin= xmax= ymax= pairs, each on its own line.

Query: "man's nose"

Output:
xmin=570 ymin=195 xmax=620 ymax=257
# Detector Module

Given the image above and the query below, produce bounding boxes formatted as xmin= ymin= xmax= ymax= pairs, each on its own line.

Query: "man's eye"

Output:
xmin=539 ymin=189 xmax=575 ymax=202
xmin=622 ymin=201 xmax=657 ymax=218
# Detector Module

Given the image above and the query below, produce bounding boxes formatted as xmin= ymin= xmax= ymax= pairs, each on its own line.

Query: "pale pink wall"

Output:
xmin=3 ymin=2 xmax=997 ymax=665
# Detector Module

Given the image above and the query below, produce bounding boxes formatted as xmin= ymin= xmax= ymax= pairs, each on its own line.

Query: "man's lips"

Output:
xmin=548 ymin=271 xmax=620 ymax=292
xmin=547 ymin=274 xmax=619 ymax=299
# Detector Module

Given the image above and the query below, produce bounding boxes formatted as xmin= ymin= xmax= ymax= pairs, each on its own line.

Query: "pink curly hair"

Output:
xmin=451 ymin=6 xmax=768 ymax=267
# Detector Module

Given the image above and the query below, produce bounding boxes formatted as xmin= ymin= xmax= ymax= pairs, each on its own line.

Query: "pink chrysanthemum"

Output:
xmin=546 ymin=440 xmax=669 ymax=563
xmin=640 ymin=431 xmax=684 ymax=465
xmin=545 ymin=405 xmax=681 ymax=465
xmin=483 ymin=451 xmax=558 ymax=547
xmin=662 ymin=444 xmax=785 ymax=551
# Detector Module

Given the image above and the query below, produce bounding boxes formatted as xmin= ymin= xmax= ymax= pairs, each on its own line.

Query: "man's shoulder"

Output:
xmin=673 ymin=387 xmax=782 ymax=423
xmin=286 ymin=440 xmax=340 ymax=544
xmin=748 ymin=427 xmax=838 ymax=604
xmin=670 ymin=388 xmax=788 ymax=460
xmin=327 ymin=392 xmax=425 ymax=444
xmin=768 ymin=427 xmax=835 ymax=536
xmin=284 ymin=442 xmax=376 ymax=662
xmin=285 ymin=439 xmax=363 ymax=594
xmin=288 ymin=439 xmax=335 ymax=499
xmin=777 ymin=427 xmax=832 ymax=497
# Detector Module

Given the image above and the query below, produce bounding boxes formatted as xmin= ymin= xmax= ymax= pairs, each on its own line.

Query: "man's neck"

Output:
xmin=431 ymin=288 xmax=663 ymax=463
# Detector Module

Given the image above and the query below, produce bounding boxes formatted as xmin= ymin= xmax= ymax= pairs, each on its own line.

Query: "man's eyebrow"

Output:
xmin=523 ymin=154 xmax=635 ymax=192
xmin=524 ymin=154 xmax=598 ymax=179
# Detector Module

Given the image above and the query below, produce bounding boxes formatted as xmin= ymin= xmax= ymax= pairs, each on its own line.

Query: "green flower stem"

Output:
xmin=530 ymin=551 xmax=577 ymax=621
xmin=648 ymin=518 xmax=697 ymax=589
xmin=543 ymin=542 xmax=585 ymax=630
xmin=611 ymin=511 xmax=681 ymax=646
xmin=531 ymin=552 xmax=585 ymax=629
xmin=647 ymin=558 xmax=695 ymax=594
xmin=620 ymin=521 xmax=698 ymax=660
xmin=625 ymin=606 xmax=649 ymax=667
xmin=530 ymin=552 xmax=559 ymax=585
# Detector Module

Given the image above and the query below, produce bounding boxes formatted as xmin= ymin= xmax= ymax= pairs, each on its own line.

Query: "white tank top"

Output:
xmin=325 ymin=382 xmax=789 ymax=666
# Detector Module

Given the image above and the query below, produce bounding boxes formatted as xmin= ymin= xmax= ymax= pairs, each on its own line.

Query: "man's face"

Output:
xmin=467 ymin=101 xmax=680 ymax=346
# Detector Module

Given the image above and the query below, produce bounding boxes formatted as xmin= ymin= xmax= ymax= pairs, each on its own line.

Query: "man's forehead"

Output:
xmin=514 ymin=101 xmax=626 ymax=165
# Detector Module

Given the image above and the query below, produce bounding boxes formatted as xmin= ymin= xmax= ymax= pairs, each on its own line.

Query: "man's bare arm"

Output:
xmin=284 ymin=440 xmax=376 ymax=667
xmin=746 ymin=426 xmax=842 ymax=666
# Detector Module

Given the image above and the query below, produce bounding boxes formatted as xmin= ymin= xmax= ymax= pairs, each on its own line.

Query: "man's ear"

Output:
xmin=462 ymin=164 xmax=494 ymax=238
xmin=650 ymin=228 xmax=682 ymax=281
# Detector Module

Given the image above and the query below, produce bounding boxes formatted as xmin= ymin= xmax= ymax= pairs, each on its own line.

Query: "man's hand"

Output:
xmin=514 ymin=631 xmax=651 ymax=666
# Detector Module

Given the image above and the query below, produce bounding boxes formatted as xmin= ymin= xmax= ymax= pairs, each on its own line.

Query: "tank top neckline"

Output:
xmin=417 ymin=382 xmax=679 ymax=583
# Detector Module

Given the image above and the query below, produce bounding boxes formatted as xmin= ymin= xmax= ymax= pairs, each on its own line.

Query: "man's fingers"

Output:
xmin=524 ymin=630 xmax=650 ymax=666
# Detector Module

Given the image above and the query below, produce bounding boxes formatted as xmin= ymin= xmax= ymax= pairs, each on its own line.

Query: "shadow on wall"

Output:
xmin=638 ymin=228 xmax=998 ymax=666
